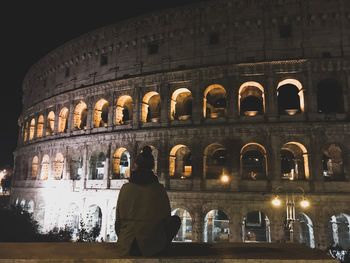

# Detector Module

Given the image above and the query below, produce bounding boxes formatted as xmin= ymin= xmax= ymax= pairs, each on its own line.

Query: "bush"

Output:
xmin=76 ymin=220 xmax=101 ymax=242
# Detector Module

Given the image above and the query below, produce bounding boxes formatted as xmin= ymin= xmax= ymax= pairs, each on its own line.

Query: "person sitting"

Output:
xmin=115 ymin=146 xmax=181 ymax=256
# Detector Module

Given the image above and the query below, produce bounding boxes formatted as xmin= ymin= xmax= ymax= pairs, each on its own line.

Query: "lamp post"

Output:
xmin=271 ymin=186 xmax=310 ymax=243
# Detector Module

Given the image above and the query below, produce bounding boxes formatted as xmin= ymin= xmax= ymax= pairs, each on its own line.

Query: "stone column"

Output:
xmin=270 ymin=135 xmax=281 ymax=181
xmin=230 ymin=212 xmax=243 ymax=242
xmin=67 ymin=103 xmax=75 ymax=133
xmin=132 ymin=89 xmax=139 ymax=129
xmin=54 ymin=108 xmax=59 ymax=135
xmin=192 ymin=80 xmax=202 ymax=125
xmin=159 ymin=145 xmax=170 ymax=189
xmin=191 ymin=143 xmax=203 ymax=191
xmin=270 ymin=211 xmax=286 ymax=243
xmin=192 ymin=208 xmax=204 ymax=242
xmin=161 ymin=82 xmax=169 ymax=127
xmin=83 ymin=145 xmax=89 ymax=187
xmin=228 ymin=77 xmax=238 ymax=121
xmin=86 ymin=99 xmax=92 ymax=131
xmin=266 ymin=75 xmax=278 ymax=121
xmin=107 ymin=95 xmax=114 ymax=128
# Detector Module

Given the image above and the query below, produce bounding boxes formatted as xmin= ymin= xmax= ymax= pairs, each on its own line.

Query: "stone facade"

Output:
xmin=12 ymin=0 xmax=350 ymax=249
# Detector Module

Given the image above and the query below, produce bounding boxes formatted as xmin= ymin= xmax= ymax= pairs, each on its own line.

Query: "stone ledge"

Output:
xmin=0 ymin=243 xmax=336 ymax=263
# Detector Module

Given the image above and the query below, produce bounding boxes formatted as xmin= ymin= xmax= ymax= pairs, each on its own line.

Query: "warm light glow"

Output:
xmin=220 ymin=174 xmax=230 ymax=184
xmin=300 ymin=198 xmax=310 ymax=208
xmin=271 ymin=196 xmax=282 ymax=207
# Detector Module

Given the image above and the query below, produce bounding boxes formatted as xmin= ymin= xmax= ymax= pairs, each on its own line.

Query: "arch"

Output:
xmin=322 ymin=144 xmax=345 ymax=181
xmin=53 ymin=153 xmax=64 ymax=180
xmin=31 ymin=156 xmax=39 ymax=179
xmin=85 ymin=205 xmax=102 ymax=235
xmin=170 ymin=88 xmax=192 ymax=121
xmin=70 ymin=155 xmax=83 ymax=180
xmin=29 ymin=118 xmax=35 ymax=140
xmin=243 ymin=211 xmax=271 ymax=242
xmin=203 ymin=143 xmax=227 ymax=179
xmin=172 ymin=208 xmax=193 ymax=242
xmin=239 ymin=81 xmax=265 ymax=116
xmin=169 ymin=144 xmax=192 ymax=178
xmin=203 ymin=84 xmax=227 ymax=119
xmin=141 ymin=92 xmax=161 ymax=123
xmin=317 ymin=79 xmax=344 ymax=114
xmin=204 ymin=209 xmax=230 ymax=243
xmin=277 ymin=79 xmax=304 ymax=115
xmin=281 ymin=142 xmax=309 ymax=180
xmin=240 ymin=143 xmax=267 ymax=180
xmin=112 ymin=148 xmax=130 ymax=179
xmin=40 ymin=155 xmax=50 ymax=180
xmin=115 ymin=95 xmax=133 ymax=125
xmin=37 ymin=115 xmax=44 ymax=138
xmin=329 ymin=213 xmax=350 ymax=249
xmin=46 ymin=111 xmax=55 ymax=135
xmin=73 ymin=101 xmax=88 ymax=130
xmin=295 ymin=213 xmax=315 ymax=248
xmin=90 ymin=152 xmax=106 ymax=180
xmin=58 ymin=107 xmax=69 ymax=133
xmin=93 ymin=99 xmax=109 ymax=128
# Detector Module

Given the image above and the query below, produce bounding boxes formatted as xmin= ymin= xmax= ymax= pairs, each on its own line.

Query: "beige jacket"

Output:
xmin=115 ymin=182 xmax=171 ymax=256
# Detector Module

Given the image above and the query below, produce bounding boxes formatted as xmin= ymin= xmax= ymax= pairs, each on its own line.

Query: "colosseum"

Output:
xmin=11 ymin=0 xmax=350 ymax=249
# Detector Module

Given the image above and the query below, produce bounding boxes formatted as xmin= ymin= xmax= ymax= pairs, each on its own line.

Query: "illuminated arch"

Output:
xmin=243 ymin=211 xmax=271 ymax=242
xmin=90 ymin=152 xmax=106 ymax=180
xmin=115 ymin=95 xmax=133 ymax=125
xmin=31 ymin=156 xmax=39 ymax=179
xmin=73 ymin=101 xmax=88 ymax=130
xmin=203 ymin=84 xmax=227 ymax=119
xmin=240 ymin=143 xmax=267 ymax=180
xmin=141 ymin=92 xmax=161 ymax=123
xmin=112 ymin=147 xmax=130 ymax=179
xmin=53 ymin=153 xmax=64 ymax=180
xmin=58 ymin=107 xmax=69 ymax=133
xmin=238 ymin=81 xmax=265 ymax=116
xmin=29 ymin=118 xmax=35 ymax=140
xmin=281 ymin=142 xmax=309 ymax=180
xmin=204 ymin=210 xmax=230 ymax=243
xmin=171 ymin=208 xmax=193 ymax=241
xmin=329 ymin=213 xmax=350 ymax=249
xmin=295 ymin=213 xmax=315 ymax=248
xmin=169 ymin=144 xmax=192 ymax=178
xmin=203 ymin=143 xmax=227 ymax=179
xmin=93 ymin=99 xmax=109 ymax=128
xmin=46 ymin=111 xmax=55 ymax=135
xmin=40 ymin=155 xmax=50 ymax=180
xmin=37 ymin=115 xmax=44 ymax=138
xmin=85 ymin=205 xmax=102 ymax=234
xmin=170 ymin=88 xmax=192 ymax=121
xmin=277 ymin=79 xmax=304 ymax=115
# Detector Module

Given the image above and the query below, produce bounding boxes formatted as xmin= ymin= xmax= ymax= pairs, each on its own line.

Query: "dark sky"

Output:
xmin=0 ymin=0 xmax=206 ymax=167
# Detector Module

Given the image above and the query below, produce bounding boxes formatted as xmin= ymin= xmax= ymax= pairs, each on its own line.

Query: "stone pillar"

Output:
xmin=306 ymin=70 xmax=316 ymax=116
xmin=270 ymin=135 xmax=281 ymax=181
xmin=266 ymin=75 xmax=278 ymax=120
xmin=132 ymin=89 xmax=139 ymax=129
xmin=192 ymin=208 xmax=204 ymax=242
xmin=270 ymin=211 xmax=286 ymax=243
xmin=43 ymin=113 xmax=48 ymax=137
xmin=107 ymin=96 xmax=114 ymax=128
xmin=53 ymin=108 xmax=59 ymax=135
xmin=230 ymin=213 xmax=243 ymax=242
xmin=192 ymin=80 xmax=202 ymax=125
xmin=159 ymin=146 xmax=170 ymax=189
xmin=191 ymin=143 xmax=203 ymax=191
xmin=86 ymin=99 xmax=92 ymax=130
xmin=64 ymin=146 xmax=69 ymax=180
xmin=228 ymin=77 xmax=238 ymax=121
xmin=83 ymin=145 xmax=89 ymax=186
xmin=161 ymin=82 xmax=169 ymax=127
xmin=67 ymin=103 xmax=75 ymax=133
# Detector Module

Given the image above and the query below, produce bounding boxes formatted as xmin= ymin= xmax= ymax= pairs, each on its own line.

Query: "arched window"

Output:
xmin=85 ymin=205 xmax=102 ymax=235
xmin=58 ymin=107 xmax=69 ymax=133
xmin=317 ymin=79 xmax=344 ymax=114
xmin=46 ymin=111 xmax=55 ymax=135
xmin=243 ymin=211 xmax=270 ymax=242
xmin=37 ymin=115 xmax=44 ymax=138
xmin=90 ymin=152 xmax=106 ymax=180
xmin=112 ymin=148 xmax=130 ymax=179
xmin=73 ymin=101 xmax=87 ymax=130
xmin=204 ymin=210 xmax=229 ymax=243
xmin=281 ymin=142 xmax=309 ymax=180
xmin=141 ymin=92 xmax=161 ymax=123
xmin=115 ymin=95 xmax=133 ymax=125
xmin=329 ymin=213 xmax=350 ymax=249
xmin=40 ymin=155 xmax=50 ymax=180
xmin=295 ymin=213 xmax=315 ymax=248
xmin=239 ymin=82 xmax=265 ymax=116
xmin=31 ymin=156 xmax=39 ymax=179
xmin=203 ymin=84 xmax=227 ymax=119
xmin=170 ymin=88 xmax=192 ymax=121
xmin=29 ymin=118 xmax=35 ymax=140
xmin=322 ymin=144 xmax=345 ymax=181
xmin=169 ymin=145 xmax=192 ymax=178
xmin=70 ymin=155 xmax=83 ymax=180
xmin=241 ymin=143 xmax=267 ymax=180
xmin=93 ymin=99 xmax=109 ymax=128
xmin=53 ymin=153 xmax=64 ymax=180
xmin=172 ymin=208 xmax=192 ymax=242
xmin=204 ymin=143 xmax=227 ymax=179
xmin=277 ymin=79 xmax=304 ymax=115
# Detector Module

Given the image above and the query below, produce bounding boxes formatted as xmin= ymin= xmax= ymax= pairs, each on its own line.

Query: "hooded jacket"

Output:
xmin=115 ymin=169 xmax=171 ymax=256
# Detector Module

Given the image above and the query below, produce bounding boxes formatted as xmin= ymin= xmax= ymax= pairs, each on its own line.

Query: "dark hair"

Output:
xmin=135 ymin=146 xmax=154 ymax=170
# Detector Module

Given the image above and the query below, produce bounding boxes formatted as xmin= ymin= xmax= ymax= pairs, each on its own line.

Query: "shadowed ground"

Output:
xmin=0 ymin=242 xmax=336 ymax=262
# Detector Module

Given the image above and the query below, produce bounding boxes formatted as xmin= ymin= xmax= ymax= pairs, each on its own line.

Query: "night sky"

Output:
xmin=0 ymin=0 xmax=205 ymax=167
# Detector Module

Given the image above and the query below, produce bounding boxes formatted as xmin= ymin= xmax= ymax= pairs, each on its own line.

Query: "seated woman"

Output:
xmin=115 ymin=146 xmax=181 ymax=256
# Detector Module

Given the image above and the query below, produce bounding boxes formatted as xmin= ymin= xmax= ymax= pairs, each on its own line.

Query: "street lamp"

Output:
xmin=271 ymin=186 xmax=310 ymax=243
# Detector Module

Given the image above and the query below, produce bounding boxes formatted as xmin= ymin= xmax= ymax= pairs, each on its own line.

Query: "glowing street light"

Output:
xmin=300 ymin=198 xmax=310 ymax=209
xmin=271 ymin=195 xmax=282 ymax=207
xmin=220 ymin=174 xmax=230 ymax=184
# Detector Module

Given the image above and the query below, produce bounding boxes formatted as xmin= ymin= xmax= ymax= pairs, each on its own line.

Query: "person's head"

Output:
xmin=135 ymin=146 xmax=154 ymax=170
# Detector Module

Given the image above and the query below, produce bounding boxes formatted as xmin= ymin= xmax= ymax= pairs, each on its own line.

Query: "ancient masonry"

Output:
xmin=12 ymin=0 xmax=350 ymax=249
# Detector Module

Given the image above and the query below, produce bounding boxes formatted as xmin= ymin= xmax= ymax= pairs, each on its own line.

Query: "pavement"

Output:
xmin=0 ymin=242 xmax=337 ymax=262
